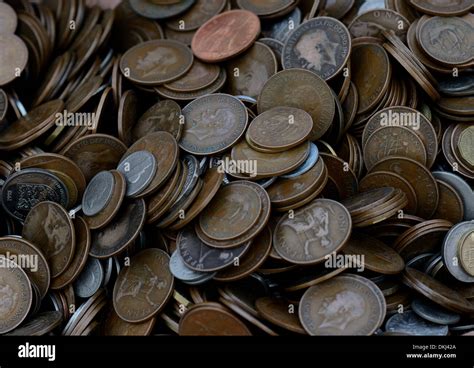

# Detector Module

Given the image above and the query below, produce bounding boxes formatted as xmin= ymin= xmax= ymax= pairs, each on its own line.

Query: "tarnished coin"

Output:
xmin=385 ymin=310 xmax=448 ymax=336
xmin=129 ymin=0 xmax=196 ymax=20
xmin=299 ymin=274 xmax=386 ymax=335
xmin=282 ymin=17 xmax=351 ymax=80
xmin=412 ymin=298 xmax=461 ymax=325
xmin=113 ymin=248 xmax=174 ymax=323
xmin=1 ymin=168 xmax=69 ymax=221
xmin=178 ymin=228 xmax=250 ymax=272
xmin=433 ymin=179 xmax=464 ymax=224
xmin=237 ymin=0 xmax=293 ymax=16
xmin=255 ymin=296 xmax=306 ymax=334
xmin=0 ymin=89 xmax=7 ymax=122
xmin=117 ymin=151 xmax=157 ymax=197
xmin=73 ymin=258 xmax=104 ymax=299
xmin=226 ymin=42 xmax=277 ymax=99
xmin=192 ymin=10 xmax=260 ymax=63
xmin=349 ymin=9 xmax=410 ymax=39
xmin=258 ymin=69 xmax=335 ymax=140
xmin=103 ymin=307 xmax=156 ymax=336
xmin=460 ymin=231 xmax=474 ymax=277
xmin=409 ymin=0 xmax=473 ymax=16
xmin=0 ymin=256 xmax=32 ymax=334
xmin=90 ymin=199 xmax=146 ymax=259
xmin=165 ymin=0 xmax=227 ymax=31
xmin=281 ymin=142 xmax=319 ymax=179
xmin=0 ymin=3 xmax=17 ymax=34
xmin=0 ymin=34 xmax=28 ymax=86
xmin=82 ymin=171 xmax=115 ymax=217
xmin=261 ymin=7 xmax=302 ymax=43
xmin=179 ymin=302 xmax=252 ymax=335
xmin=458 ymin=126 xmax=474 ymax=168
xmin=180 ymin=94 xmax=248 ymax=155
xmin=273 ymin=199 xmax=351 ymax=265
xmin=247 ymin=107 xmax=312 ymax=152
xmin=133 ymin=100 xmax=182 ymax=141
xmin=6 ymin=311 xmax=63 ymax=336
xmin=319 ymin=153 xmax=358 ymax=200
xmin=169 ymin=250 xmax=216 ymax=284
xmin=120 ymin=39 xmax=194 ymax=85
xmin=165 ymin=59 xmax=221 ymax=92
xmin=22 ymin=201 xmax=75 ymax=278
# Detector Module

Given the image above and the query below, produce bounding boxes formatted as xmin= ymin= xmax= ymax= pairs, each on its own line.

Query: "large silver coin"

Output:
xmin=117 ymin=150 xmax=157 ymax=197
xmin=82 ymin=171 xmax=115 ymax=216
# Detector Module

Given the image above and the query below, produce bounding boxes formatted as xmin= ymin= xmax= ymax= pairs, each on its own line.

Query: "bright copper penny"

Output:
xmin=22 ymin=201 xmax=75 ymax=278
xmin=113 ymin=248 xmax=174 ymax=323
xmin=133 ymin=100 xmax=183 ymax=141
xmin=191 ymin=10 xmax=261 ymax=63
xmin=179 ymin=302 xmax=252 ymax=335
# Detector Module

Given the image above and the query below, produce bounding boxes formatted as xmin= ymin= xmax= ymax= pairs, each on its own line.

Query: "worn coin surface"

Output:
xmin=409 ymin=0 xmax=473 ymax=16
xmin=113 ymin=248 xmax=174 ymax=323
xmin=273 ymin=199 xmax=351 ymax=265
xmin=165 ymin=0 xmax=227 ymax=31
xmin=129 ymin=0 xmax=195 ymax=20
xmin=73 ymin=258 xmax=104 ymax=299
xmin=299 ymin=274 xmax=386 ymax=335
xmin=412 ymin=298 xmax=460 ymax=325
xmin=22 ymin=201 xmax=75 ymax=278
xmin=460 ymin=229 xmax=474 ymax=277
xmin=133 ymin=100 xmax=183 ymax=141
xmin=117 ymin=151 xmax=157 ymax=197
xmin=282 ymin=17 xmax=351 ymax=80
xmin=349 ymin=9 xmax=410 ymax=39
xmin=165 ymin=59 xmax=220 ymax=92
xmin=6 ymin=311 xmax=63 ymax=336
xmin=82 ymin=171 xmax=115 ymax=217
xmin=385 ymin=310 xmax=448 ymax=336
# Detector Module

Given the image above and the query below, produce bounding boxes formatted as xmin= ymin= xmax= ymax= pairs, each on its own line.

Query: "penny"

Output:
xmin=0 ymin=34 xmax=28 ymax=86
xmin=273 ymin=199 xmax=351 ymax=265
xmin=282 ymin=17 xmax=351 ymax=81
xmin=51 ymin=217 xmax=91 ymax=290
xmin=341 ymin=187 xmax=396 ymax=217
xmin=459 ymin=230 xmax=474 ymax=277
xmin=82 ymin=171 xmax=115 ymax=217
xmin=180 ymin=94 xmax=248 ymax=155
xmin=179 ymin=302 xmax=252 ymax=336
xmin=117 ymin=151 xmax=157 ymax=197
xmin=363 ymin=126 xmax=427 ymax=170
xmin=0 ymin=257 xmax=32 ymax=334
xmin=349 ymin=9 xmax=410 ymax=39
xmin=177 ymin=228 xmax=250 ymax=272
xmin=165 ymin=59 xmax=220 ymax=92
xmin=319 ymin=153 xmax=358 ymax=200
xmin=6 ymin=311 xmax=63 ymax=336
xmin=237 ymin=0 xmax=293 ymax=16
xmin=90 ymin=199 xmax=146 ymax=259
xmin=433 ymin=179 xmax=464 ymax=224
xmin=0 ymin=236 xmax=50 ymax=299
xmin=173 ymin=155 xmax=200 ymax=205
xmin=113 ymin=248 xmax=174 ymax=323
xmin=165 ymin=0 xmax=227 ymax=31
xmin=385 ymin=310 xmax=448 ymax=336
xmin=1 ymin=168 xmax=69 ymax=222
xmin=247 ymin=107 xmax=312 ymax=152
xmin=259 ymin=38 xmax=284 ymax=63
xmin=63 ymin=290 xmax=106 ymax=336
xmin=22 ymin=201 xmax=75 ymax=278
xmin=443 ymin=221 xmax=474 ymax=283
xmin=262 ymin=7 xmax=302 ymax=43
xmin=117 ymin=90 xmax=138 ymax=147
xmin=351 ymin=44 xmax=391 ymax=114
xmin=169 ymin=250 xmax=216 ymax=284
xmin=258 ymin=68 xmax=335 ymax=140
xmin=458 ymin=125 xmax=474 ymax=168
xmin=409 ymin=0 xmax=472 ymax=16
xmin=103 ymin=307 xmax=156 ymax=336
xmin=255 ymin=296 xmax=306 ymax=334
xmin=120 ymin=39 xmax=193 ymax=85
xmin=191 ymin=10 xmax=261 ymax=63
xmin=130 ymin=0 xmax=195 ymax=20
xmin=123 ymin=131 xmax=179 ymax=196
xmin=299 ymin=274 xmax=386 ymax=335
xmin=62 ymin=134 xmax=127 ymax=182
xmin=226 ymin=42 xmax=277 ymax=99
xmin=281 ymin=142 xmax=319 ymax=179
xmin=412 ymin=298 xmax=461 ymax=325
xmin=133 ymin=100 xmax=183 ymax=141
xmin=146 ymin=161 xmax=182 ymax=218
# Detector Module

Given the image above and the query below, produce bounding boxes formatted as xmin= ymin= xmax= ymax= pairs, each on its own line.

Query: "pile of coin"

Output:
xmin=1 ymin=0 xmax=474 ymax=337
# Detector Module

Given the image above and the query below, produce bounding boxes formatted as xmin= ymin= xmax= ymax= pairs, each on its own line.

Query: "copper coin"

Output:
xmin=0 ymin=256 xmax=32 ymax=334
xmin=164 ymin=59 xmax=220 ymax=92
xmin=129 ymin=0 xmax=195 ymax=20
xmin=50 ymin=216 xmax=91 ymax=290
xmin=247 ymin=107 xmax=312 ymax=152
xmin=273 ymin=199 xmax=352 ymax=265
xmin=409 ymin=0 xmax=473 ymax=16
xmin=123 ymin=131 xmax=179 ymax=196
xmin=62 ymin=134 xmax=127 ymax=182
xmin=256 ymin=296 xmax=306 ymax=334
xmin=90 ymin=199 xmax=146 ymax=259
xmin=6 ymin=311 xmax=63 ymax=336
xmin=226 ymin=41 xmax=277 ymax=99
xmin=0 ymin=34 xmax=28 ymax=86
xmin=258 ymin=68 xmax=335 ymax=140
xmin=103 ymin=306 xmax=156 ymax=336
xmin=192 ymin=10 xmax=260 ymax=63
xmin=299 ymin=274 xmax=386 ymax=335
xmin=120 ymin=39 xmax=194 ymax=85
xmin=22 ymin=201 xmax=75 ymax=278
xmin=0 ymin=236 xmax=50 ymax=299
xmin=165 ymin=0 xmax=228 ymax=31
xmin=0 ymin=88 xmax=7 ymax=121
xmin=341 ymin=187 xmax=397 ymax=217
xmin=179 ymin=302 xmax=252 ymax=335
xmin=349 ymin=9 xmax=410 ymax=39
xmin=237 ymin=0 xmax=293 ymax=16
xmin=433 ymin=179 xmax=464 ymax=224
xmin=282 ymin=17 xmax=351 ymax=81
xmin=113 ymin=248 xmax=174 ymax=323
xmin=146 ymin=161 xmax=182 ymax=217
xmin=180 ymin=93 xmax=248 ymax=155
xmin=117 ymin=90 xmax=139 ymax=146
xmin=319 ymin=153 xmax=358 ymax=200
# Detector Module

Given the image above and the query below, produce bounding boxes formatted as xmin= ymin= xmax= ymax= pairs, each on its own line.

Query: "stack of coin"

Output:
xmin=1 ymin=0 xmax=474 ymax=337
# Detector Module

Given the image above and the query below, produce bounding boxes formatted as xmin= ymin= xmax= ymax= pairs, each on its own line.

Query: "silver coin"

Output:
xmin=169 ymin=250 xmax=215 ymax=284
xmin=198 ymin=157 xmax=209 ymax=176
xmin=432 ymin=171 xmax=474 ymax=220
xmin=73 ymin=257 xmax=104 ymax=298
xmin=406 ymin=253 xmax=436 ymax=270
xmin=235 ymin=95 xmax=257 ymax=105
xmin=280 ymin=142 xmax=319 ymax=179
xmin=424 ymin=254 xmax=442 ymax=275
xmin=262 ymin=7 xmax=302 ymax=43
xmin=102 ymin=257 xmax=114 ymax=288
xmin=175 ymin=155 xmax=199 ymax=204
xmin=81 ymin=171 xmax=115 ymax=216
xmin=412 ymin=298 xmax=461 ymax=325
xmin=117 ymin=150 xmax=157 ymax=197
xmin=438 ymin=74 xmax=474 ymax=95
xmin=385 ymin=311 xmax=449 ymax=336
xmin=442 ymin=221 xmax=474 ymax=283
xmin=450 ymin=324 xmax=474 ymax=332
xmin=259 ymin=38 xmax=284 ymax=62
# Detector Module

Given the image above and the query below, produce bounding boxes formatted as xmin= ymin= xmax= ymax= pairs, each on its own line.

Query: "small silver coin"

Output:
xmin=73 ymin=257 xmax=104 ymax=298
xmin=117 ymin=150 xmax=157 ymax=197
xmin=385 ymin=311 xmax=449 ymax=336
xmin=169 ymin=250 xmax=215 ymax=284
xmin=412 ymin=298 xmax=461 ymax=325
xmin=280 ymin=142 xmax=319 ymax=179
xmin=175 ymin=155 xmax=199 ymax=204
xmin=82 ymin=171 xmax=115 ymax=216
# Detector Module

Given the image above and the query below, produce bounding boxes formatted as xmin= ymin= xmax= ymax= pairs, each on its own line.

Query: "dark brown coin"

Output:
xmin=299 ymin=274 xmax=386 ymax=335
xmin=164 ymin=59 xmax=220 ymax=92
xmin=113 ymin=248 xmax=174 ymax=323
xmin=237 ymin=0 xmax=293 ymax=16
xmin=133 ymin=99 xmax=182 ymax=141
xmin=6 ymin=311 xmax=63 ymax=336
xmin=179 ymin=302 xmax=252 ymax=335
xmin=409 ymin=0 xmax=473 ymax=16
xmin=120 ymin=39 xmax=194 ymax=85
xmin=273 ymin=199 xmax=352 ymax=265
xmin=130 ymin=0 xmax=195 ymax=20
xmin=22 ymin=201 xmax=75 ymax=278
xmin=165 ymin=0 xmax=228 ymax=31
xmin=349 ymin=9 xmax=410 ymax=39
xmin=341 ymin=187 xmax=396 ymax=216
xmin=118 ymin=90 xmax=139 ymax=147
xmin=50 ymin=217 xmax=91 ymax=290
xmin=258 ymin=69 xmax=335 ymax=140
xmin=0 ymin=236 xmax=50 ymax=299
xmin=282 ymin=17 xmax=351 ymax=81
xmin=103 ymin=306 xmax=156 ymax=336
xmin=191 ymin=10 xmax=261 ymax=63
xmin=62 ymin=134 xmax=127 ymax=182
xmin=319 ymin=153 xmax=358 ymax=200
xmin=433 ymin=179 xmax=464 ymax=224
xmin=256 ymin=296 xmax=306 ymax=334
xmin=0 ymin=88 xmax=7 ymax=122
